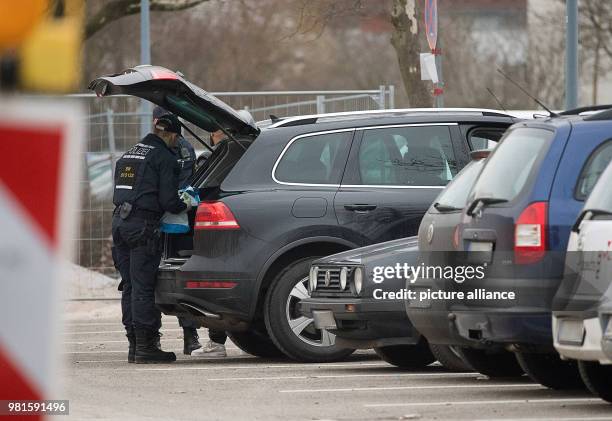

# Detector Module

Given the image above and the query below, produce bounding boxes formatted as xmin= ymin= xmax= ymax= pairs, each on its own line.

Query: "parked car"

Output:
xmin=90 ymin=65 xmax=518 ymax=362
xmin=406 ymin=108 xmax=612 ymax=387
xmin=409 ymin=149 xmax=525 ymax=378
xmin=299 ymin=154 xmax=495 ymax=370
xmin=553 ymin=157 xmax=612 ymax=402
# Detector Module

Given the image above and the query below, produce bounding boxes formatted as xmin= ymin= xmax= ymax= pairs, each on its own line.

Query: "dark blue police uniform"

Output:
xmin=112 ymin=130 xmax=187 ymax=362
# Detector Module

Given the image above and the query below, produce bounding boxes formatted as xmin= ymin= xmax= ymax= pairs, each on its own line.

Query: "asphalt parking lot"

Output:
xmin=63 ymin=314 xmax=612 ymax=421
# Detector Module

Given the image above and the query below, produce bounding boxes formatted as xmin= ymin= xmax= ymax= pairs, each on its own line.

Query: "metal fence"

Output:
xmin=68 ymin=87 xmax=395 ymax=300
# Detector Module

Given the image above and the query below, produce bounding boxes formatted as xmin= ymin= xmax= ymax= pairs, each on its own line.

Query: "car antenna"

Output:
xmin=486 ymin=87 xmax=508 ymax=114
xmin=496 ymin=68 xmax=559 ymax=117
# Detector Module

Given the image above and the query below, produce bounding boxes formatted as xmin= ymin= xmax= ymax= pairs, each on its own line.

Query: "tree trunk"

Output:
xmin=592 ymin=36 xmax=601 ymax=104
xmin=390 ymin=0 xmax=432 ymax=107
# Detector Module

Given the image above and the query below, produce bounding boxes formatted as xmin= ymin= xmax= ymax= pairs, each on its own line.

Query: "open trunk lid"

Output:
xmin=88 ymin=65 xmax=260 ymax=138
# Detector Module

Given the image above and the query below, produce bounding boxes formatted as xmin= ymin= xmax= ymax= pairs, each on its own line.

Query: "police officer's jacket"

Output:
xmin=113 ymin=133 xmax=187 ymax=216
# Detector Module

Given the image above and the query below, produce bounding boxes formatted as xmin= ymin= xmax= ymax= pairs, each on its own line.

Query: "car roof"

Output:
xmin=259 ymin=108 xmax=519 ymax=129
xmin=513 ymin=107 xmax=612 ymax=131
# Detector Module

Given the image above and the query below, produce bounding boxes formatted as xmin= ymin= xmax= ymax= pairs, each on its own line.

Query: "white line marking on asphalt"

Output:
xmin=130 ymin=370 xmax=478 ymax=380
xmin=363 ymin=398 xmax=601 ymax=408
xmin=63 ymin=339 xmax=239 ymax=350
xmin=476 ymin=417 xmax=612 ymax=421
xmin=64 ymin=329 xmax=184 ymax=335
xmin=207 ymin=373 xmax=478 ymax=381
xmin=65 ymin=322 xmax=181 ymax=327
xmin=73 ymin=361 xmax=389 ymax=369
xmin=280 ymin=383 xmax=541 ymax=393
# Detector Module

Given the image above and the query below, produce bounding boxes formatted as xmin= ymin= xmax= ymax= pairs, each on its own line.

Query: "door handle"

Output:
xmin=344 ymin=204 xmax=377 ymax=212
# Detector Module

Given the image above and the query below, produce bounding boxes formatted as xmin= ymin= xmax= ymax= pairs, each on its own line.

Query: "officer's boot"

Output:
xmin=183 ymin=327 xmax=203 ymax=355
xmin=126 ymin=330 xmax=136 ymax=363
xmin=135 ymin=328 xmax=176 ymax=364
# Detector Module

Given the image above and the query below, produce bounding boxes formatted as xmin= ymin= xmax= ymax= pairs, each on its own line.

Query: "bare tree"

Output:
xmin=579 ymin=0 xmax=612 ymax=103
xmin=389 ymin=0 xmax=430 ymax=107
xmin=84 ymin=0 xmax=211 ymax=39
xmin=288 ymin=0 xmax=432 ymax=107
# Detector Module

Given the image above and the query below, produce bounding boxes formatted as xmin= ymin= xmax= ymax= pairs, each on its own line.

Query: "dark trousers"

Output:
xmin=178 ymin=317 xmax=227 ymax=345
xmin=112 ymin=215 xmax=163 ymax=333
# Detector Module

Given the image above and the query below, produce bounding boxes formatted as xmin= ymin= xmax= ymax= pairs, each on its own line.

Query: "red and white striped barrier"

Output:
xmin=0 ymin=99 xmax=82 ymax=419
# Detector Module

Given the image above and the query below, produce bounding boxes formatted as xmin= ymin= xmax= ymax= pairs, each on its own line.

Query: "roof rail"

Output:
xmin=559 ymin=104 xmax=612 ymax=116
xmin=584 ymin=109 xmax=612 ymax=121
xmin=266 ymin=108 xmax=515 ymax=128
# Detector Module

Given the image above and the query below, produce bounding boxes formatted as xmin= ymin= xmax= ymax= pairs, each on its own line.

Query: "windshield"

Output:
xmin=434 ymin=159 xmax=486 ymax=210
xmin=469 ymin=127 xmax=554 ymax=203
xmin=583 ymin=160 xmax=612 ymax=212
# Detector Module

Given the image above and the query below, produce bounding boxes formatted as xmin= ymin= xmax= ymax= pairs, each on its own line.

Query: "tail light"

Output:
xmin=514 ymin=201 xmax=547 ymax=264
xmin=195 ymin=201 xmax=240 ymax=230
xmin=150 ymin=69 xmax=179 ymax=80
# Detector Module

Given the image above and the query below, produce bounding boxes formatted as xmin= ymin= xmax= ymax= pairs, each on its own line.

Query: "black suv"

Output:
xmin=90 ymin=65 xmax=517 ymax=362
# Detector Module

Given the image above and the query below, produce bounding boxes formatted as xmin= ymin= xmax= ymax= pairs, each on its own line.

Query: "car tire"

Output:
xmin=264 ymin=257 xmax=355 ymax=363
xmin=515 ymin=352 xmax=584 ymax=389
xmin=578 ymin=360 xmax=612 ymax=403
xmin=374 ymin=338 xmax=436 ymax=369
xmin=458 ymin=348 xmax=524 ymax=378
xmin=228 ymin=328 xmax=285 ymax=359
xmin=429 ymin=344 xmax=473 ymax=372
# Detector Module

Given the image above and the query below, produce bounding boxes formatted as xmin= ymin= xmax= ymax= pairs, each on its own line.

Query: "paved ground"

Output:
xmin=62 ymin=312 xmax=612 ymax=421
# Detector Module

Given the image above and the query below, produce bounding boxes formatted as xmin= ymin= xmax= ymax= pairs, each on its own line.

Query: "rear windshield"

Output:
xmin=583 ymin=160 xmax=612 ymax=212
xmin=434 ymin=159 xmax=485 ymax=209
xmin=193 ymin=138 xmax=251 ymax=191
xmin=469 ymin=127 xmax=554 ymax=203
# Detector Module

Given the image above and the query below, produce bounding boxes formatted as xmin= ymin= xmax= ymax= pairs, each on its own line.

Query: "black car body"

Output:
xmin=90 ymin=65 xmax=517 ymax=362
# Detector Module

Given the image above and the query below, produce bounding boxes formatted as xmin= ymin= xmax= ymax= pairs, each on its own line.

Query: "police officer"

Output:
xmin=112 ymin=113 xmax=191 ymax=364
xmin=152 ymin=106 xmax=202 ymax=355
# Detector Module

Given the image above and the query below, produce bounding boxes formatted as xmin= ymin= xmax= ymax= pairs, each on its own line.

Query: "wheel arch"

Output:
xmin=250 ymin=237 xmax=357 ymax=322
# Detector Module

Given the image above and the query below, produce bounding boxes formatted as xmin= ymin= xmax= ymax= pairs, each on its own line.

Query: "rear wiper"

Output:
xmin=466 ymin=197 xmax=508 ymax=216
xmin=433 ymin=202 xmax=462 ymax=212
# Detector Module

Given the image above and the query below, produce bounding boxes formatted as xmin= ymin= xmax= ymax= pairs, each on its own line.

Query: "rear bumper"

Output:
xmin=155 ymin=263 xmax=253 ymax=331
xmin=406 ymin=275 xmax=560 ymax=349
xmin=553 ymin=316 xmax=612 ymax=364
xmin=299 ymin=297 xmax=419 ymax=348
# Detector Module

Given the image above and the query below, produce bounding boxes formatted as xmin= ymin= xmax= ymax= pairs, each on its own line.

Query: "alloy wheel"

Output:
xmin=285 ymin=277 xmax=336 ymax=347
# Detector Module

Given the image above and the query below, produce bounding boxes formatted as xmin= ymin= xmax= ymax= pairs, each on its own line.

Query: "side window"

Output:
xmin=275 ymin=131 xmax=352 ymax=184
xmin=468 ymin=127 xmax=506 ymax=150
xmin=575 ymin=140 xmax=612 ymax=200
xmin=356 ymin=125 xmax=457 ymax=186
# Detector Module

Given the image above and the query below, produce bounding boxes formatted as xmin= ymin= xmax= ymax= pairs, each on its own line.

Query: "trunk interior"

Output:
xmin=162 ymin=138 xmax=252 ymax=261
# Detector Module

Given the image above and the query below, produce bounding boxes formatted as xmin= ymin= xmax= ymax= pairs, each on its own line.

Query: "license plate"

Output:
xmin=468 ymin=241 xmax=493 ymax=252
xmin=558 ymin=319 xmax=585 ymax=345
xmin=466 ymin=241 xmax=493 ymax=264
xmin=312 ymin=310 xmax=337 ymax=330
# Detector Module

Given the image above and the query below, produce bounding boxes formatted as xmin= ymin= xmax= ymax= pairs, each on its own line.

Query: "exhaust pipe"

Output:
xmin=179 ymin=302 xmax=221 ymax=319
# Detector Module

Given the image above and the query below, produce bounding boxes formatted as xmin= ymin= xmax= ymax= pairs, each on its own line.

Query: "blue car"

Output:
xmin=407 ymin=108 xmax=612 ymax=388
